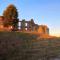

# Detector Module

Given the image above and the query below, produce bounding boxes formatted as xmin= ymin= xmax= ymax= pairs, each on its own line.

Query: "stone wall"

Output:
xmin=37 ymin=25 xmax=49 ymax=34
xmin=0 ymin=16 xmax=49 ymax=34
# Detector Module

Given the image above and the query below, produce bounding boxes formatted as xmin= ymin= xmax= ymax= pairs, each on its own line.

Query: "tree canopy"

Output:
xmin=3 ymin=4 xmax=18 ymax=20
xmin=3 ymin=4 xmax=18 ymax=26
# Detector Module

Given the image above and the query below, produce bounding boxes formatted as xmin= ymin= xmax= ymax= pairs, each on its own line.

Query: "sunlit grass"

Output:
xmin=0 ymin=32 xmax=60 ymax=60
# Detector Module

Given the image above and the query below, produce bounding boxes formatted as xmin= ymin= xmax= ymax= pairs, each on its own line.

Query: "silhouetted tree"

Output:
xmin=3 ymin=4 xmax=18 ymax=26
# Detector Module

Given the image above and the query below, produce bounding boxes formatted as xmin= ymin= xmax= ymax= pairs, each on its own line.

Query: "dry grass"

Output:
xmin=0 ymin=31 xmax=60 ymax=60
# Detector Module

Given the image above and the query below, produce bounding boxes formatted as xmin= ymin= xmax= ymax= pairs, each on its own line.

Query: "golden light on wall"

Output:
xmin=8 ymin=26 xmax=13 ymax=30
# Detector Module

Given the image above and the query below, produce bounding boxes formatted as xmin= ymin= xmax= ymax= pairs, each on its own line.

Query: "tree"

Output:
xmin=3 ymin=4 xmax=18 ymax=26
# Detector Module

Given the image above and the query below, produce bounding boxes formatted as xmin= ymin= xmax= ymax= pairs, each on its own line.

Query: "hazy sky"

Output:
xmin=0 ymin=0 xmax=60 ymax=36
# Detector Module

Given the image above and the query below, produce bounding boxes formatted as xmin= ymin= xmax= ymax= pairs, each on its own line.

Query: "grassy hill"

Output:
xmin=0 ymin=32 xmax=60 ymax=60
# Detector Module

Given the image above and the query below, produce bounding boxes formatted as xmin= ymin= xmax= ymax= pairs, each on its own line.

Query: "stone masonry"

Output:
xmin=0 ymin=16 xmax=49 ymax=35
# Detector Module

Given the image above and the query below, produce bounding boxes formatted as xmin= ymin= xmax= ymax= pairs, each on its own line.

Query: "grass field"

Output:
xmin=0 ymin=32 xmax=60 ymax=60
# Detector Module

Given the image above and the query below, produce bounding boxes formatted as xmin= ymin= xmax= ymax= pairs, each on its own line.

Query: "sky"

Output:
xmin=0 ymin=0 xmax=60 ymax=37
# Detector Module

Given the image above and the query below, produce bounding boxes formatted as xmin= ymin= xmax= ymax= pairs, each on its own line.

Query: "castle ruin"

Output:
xmin=0 ymin=16 xmax=49 ymax=35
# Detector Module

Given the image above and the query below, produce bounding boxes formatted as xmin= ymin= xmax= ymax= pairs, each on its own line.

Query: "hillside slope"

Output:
xmin=0 ymin=32 xmax=60 ymax=60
